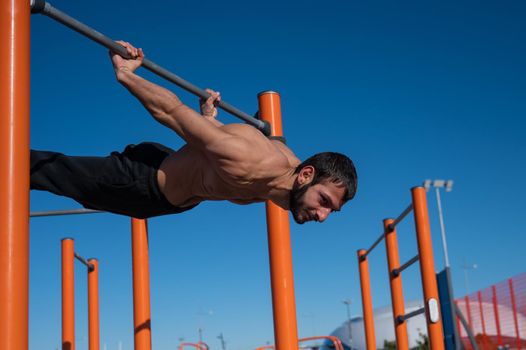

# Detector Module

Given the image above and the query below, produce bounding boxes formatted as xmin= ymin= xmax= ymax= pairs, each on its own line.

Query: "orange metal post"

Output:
xmin=88 ymin=259 xmax=100 ymax=350
xmin=411 ymin=187 xmax=445 ymax=350
xmin=383 ymin=219 xmax=409 ymax=350
xmin=509 ymin=279 xmax=522 ymax=350
xmin=464 ymin=296 xmax=472 ymax=330
xmin=258 ymin=91 xmax=299 ymax=350
xmin=62 ymin=239 xmax=76 ymax=350
xmin=131 ymin=218 xmax=152 ymax=350
xmin=478 ymin=291 xmax=486 ymax=336
xmin=357 ymin=249 xmax=376 ymax=350
xmin=0 ymin=0 xmax=30 ymax=349
xmin=492 ymin=285 xmax=502 ymax=347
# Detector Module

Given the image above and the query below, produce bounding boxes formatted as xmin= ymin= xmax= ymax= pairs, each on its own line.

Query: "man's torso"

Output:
xmin=157 ymin=124 xmax=300 ymax=208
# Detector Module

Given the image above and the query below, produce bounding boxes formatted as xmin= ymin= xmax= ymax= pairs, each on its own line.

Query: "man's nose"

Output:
xmin=317 ymin=208 xmax=331 ymax=222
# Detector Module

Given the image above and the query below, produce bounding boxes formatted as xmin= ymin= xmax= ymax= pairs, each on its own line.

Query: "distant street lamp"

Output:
xmin=461 ymin=262 xmax=478 ymax=295
xmin=342 ymin=299 xmax=353 ymax=348
xmin=423 ymin=179 xmax=453 ymax=268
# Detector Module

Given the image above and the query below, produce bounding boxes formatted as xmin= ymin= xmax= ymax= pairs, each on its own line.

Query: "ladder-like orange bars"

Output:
xmin=357 ymin=249 xmax=376 ymax=350
xmin=384 ymin=219 xmax=409 ymax=350
xmin=131 ymin=218 xmax=152 ymax=350
xmin=62 ymin=239 xmax=76 ymax=350
xmin=0 ymin=0 xmax=30 ymax=348
xmin=411 ymin=187 xmax=445 ymax=350
xmin=258 ymin=91 xmax=299 ymax=350
xmin=88 ymin=259 xmax=100 ymax=350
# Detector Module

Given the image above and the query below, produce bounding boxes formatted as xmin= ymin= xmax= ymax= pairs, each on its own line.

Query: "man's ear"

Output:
xmin=297 ymin=166 xmax=315 ymax=185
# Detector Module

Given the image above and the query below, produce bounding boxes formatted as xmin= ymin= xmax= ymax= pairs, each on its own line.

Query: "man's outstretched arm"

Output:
xmin=111 ymin=41 xmax=229 ymax=151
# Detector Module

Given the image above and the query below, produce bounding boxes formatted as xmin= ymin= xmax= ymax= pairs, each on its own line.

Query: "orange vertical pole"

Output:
xmin=0 ymin=0 xmax=30 ymax=349
xmin=492 ymin=285 xmax=502 ymax=347
xmin=88 ymin=259 xmax=100 ymax=350
xmin=258 ymin=91 xmax=299 ymax=350
xmin=477 ymin=291 xmax=486 ymax=350
xmin=478 ymin=291 xmax=486 ymax=335
xmin=509 ymin=279 xmax=521 ymax=350
xmin=131 ymin=218 xmax=152 ymax=350
xmin=357 ymin=249 xmax=376 ymax=350
xmin=411 ymin=187 xmax=445 ymax=350
xmin=383 ymin=219 xmax=409 ymax=350
xmin=62 ymin=238 xmax=76 ymax=350
xmin=464 ymin=296 xmax=472 ymax=330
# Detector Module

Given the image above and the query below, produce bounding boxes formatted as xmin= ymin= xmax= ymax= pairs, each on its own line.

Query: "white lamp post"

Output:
xmin=424 ymin=179 xmax=453 ymax=267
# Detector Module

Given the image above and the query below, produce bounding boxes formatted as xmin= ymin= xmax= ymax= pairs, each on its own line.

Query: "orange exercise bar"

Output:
xmin=62 ymin=238 xmax=76 ymax=350
xmin=0 ymin=0 xmax=31 ymax=348
xmin=88 ymin=259 xmax=100 ymax=350
xmin=131 ymin=218 xmax=152 ymax=350
xmin=357 ymin=249 xmax=376 ymax=350
xmin=411 ymin=187 xmax=445 ymax=350
xmin=258 ymin=91 xmax=299 ymax=350
xmin=383 ymin=219 xmax=409 ymax=350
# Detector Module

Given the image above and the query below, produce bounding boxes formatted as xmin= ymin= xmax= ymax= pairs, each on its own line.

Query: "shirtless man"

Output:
xmin=30 ymin=41 xmax=357 ymax=223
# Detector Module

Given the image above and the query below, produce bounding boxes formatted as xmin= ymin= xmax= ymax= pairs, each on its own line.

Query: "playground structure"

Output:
xmin=0 ymin=1 xmax=300 ymax=349
xmin=255 ymin=335 xmax=345 ymax=350
xmin=357 ymin=187 xmax=445 ymax=350
xmin=179 ymin=341 xmax=210 ymax=350
xmin=61 ymin=238 xmax=100 ymax=350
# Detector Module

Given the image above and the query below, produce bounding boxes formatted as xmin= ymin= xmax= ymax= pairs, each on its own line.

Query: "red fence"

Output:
xmin=456 ymin=272 xmax=526 ymax=350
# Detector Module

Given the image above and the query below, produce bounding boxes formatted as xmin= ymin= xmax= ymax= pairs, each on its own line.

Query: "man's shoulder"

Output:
xmin=220 ymin=123 xmax=265 ymax=137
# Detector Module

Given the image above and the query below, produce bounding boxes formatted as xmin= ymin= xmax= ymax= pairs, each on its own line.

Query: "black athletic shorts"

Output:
xmin=30 ymin=142 xmax=198 ymax=218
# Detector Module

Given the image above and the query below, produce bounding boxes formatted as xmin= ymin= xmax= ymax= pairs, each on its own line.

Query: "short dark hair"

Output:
xmin=294 ymin=152 xmax=358 ymax=201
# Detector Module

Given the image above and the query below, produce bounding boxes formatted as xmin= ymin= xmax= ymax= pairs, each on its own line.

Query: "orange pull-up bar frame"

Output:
xmin=357 ymin=250 xmax=376 ymax=350
xmin=88 ymin=259 xmax=100 ymax=350
xmin=61 ymin=239 xmax=101 ymax=350
xmin=383 ymin=219 xmax=409 ymax=350
xmin=62 ymin=239 xmax=76 ymax=350
xmin=0 ymin=0 xmax=30 ymax=349
xmin=357 ymin=187 xmax=445 ymax=350
xmin=258 ymin=91 xmax=299 ymax=350
xmin=131 ymin=218 xmax=152 ymax=350
xmin=411 ymin=187 xmax=445 ymax=350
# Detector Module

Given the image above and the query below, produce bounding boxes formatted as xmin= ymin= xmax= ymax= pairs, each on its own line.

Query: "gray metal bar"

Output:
xmin=363 ymin=232 xmax=385 ymax=257
xmin=30 ymin=0 xmax=271 ymax=136
xmin=387 ymin=204 xmax=413 ymax=231
xmin=30 ymin=208 xmax=104 ymax=217
xmin=454 ymin=303 xmax=479 ymax=350
xmin=396 ymin=306 xmax=425 ymax=324
xmin=74 ymin=252 xmax=94 ymax=272
xmin=392 ymin=254 xmax=419 ymax=277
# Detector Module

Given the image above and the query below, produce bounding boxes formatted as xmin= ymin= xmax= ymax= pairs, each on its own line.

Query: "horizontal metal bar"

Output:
xmin=387 ymin=204 xmax=413 ymax=231
xmin=30 ymin=0 xmax=271 ymax=136
xmin=397 ymin=306 xmax=425 ymax=324
xmin=30 ymin=208 xmax=104 ymax=217
xmin=363 ymin=232 xmax=385 ymax=258
xmin=74 ymin=253 xmax=94 ymax=272
xmin=392 ymin=254 xmax=419 ymax=277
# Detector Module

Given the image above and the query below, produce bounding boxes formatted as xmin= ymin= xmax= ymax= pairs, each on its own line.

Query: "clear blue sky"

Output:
xmin=29 ymin=0 xmax=525 ymax=349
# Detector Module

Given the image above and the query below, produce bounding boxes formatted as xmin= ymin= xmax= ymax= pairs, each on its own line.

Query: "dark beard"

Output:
xmin=289 ymin=183 xmax=310 ymax=224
